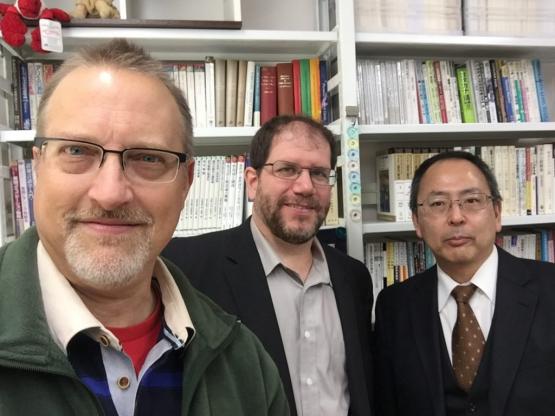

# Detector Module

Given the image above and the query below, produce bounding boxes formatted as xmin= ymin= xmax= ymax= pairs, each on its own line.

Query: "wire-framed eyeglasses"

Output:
xmin=262 ymin=160 xmax=336 ymax=187
xmin=34 ymin=137 xmax=189 ymax=184
xmin=417 ymin=193 xmax=495 ymax=216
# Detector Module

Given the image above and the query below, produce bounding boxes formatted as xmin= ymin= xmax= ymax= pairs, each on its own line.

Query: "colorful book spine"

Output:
xmin=292 ymin=59 xmax=302 ymax=114
xmin=532 ymin=59 xmax=549 ymax=122
xmin=253 ymin=64 xmax=261 ymax=127
xmin=19 ymin=63 xmax=31 ymax=130
xmin=319 ymin=60 xmax=330 ymax=124
xmin=309 ymin=58 xmax=321 ymax=120
xmin=299 ymin=59 xmax=312 ymax=116
xmin=455 ymin=64 xmax=476 ymax=123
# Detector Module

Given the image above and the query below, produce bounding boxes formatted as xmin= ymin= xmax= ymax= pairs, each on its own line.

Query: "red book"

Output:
xmin=260 ymin=66 xmax=277 ymax=124
xmin=292 ymin=59 xmax=302 ymax=114
xmin=276 ymin=62 xmax=294 ymax=115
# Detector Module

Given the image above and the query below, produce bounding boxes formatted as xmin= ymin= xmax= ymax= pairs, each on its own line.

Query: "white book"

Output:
xmin=521 ymin=59 xmax=541 ymax=123
xmin=405 ymin=59 xmax=419 ymax=124
xmin=186 ymin=64 xmax=197 ymax=128
xmin=227 ymin=155 xmax=238 ymax=229
xmin=17 ymin=159 xmax=30 ymax=231
xmin=178 ymin=63 xmax=188 ymax=102
xmin=193 ymin=63 xmax=207 ymax=128
xmin=233 ymin=154 xmax=245 ymax=227
xmin=215 ymin=59 xmax=226 ymax=127
xmin=204 ymin=57 xmax=216 ymax=127
xmin=243 ymin=61 xmax=256 ymax=127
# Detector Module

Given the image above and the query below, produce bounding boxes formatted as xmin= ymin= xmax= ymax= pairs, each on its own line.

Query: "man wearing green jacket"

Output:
xmin=0 ymin=39 xmax=288 ymax=416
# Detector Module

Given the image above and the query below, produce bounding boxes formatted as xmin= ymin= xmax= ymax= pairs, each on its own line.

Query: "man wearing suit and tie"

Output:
xmin=374 ymin=150 xmax=555 ymax=416
xmin=163 ymin=114 xmax=373 ymax=416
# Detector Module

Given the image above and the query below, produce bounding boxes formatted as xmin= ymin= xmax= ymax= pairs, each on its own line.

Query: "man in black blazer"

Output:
xmin=163 ymin=115 xmax=373 ymax=416
xmin=374 ymin=150 xmax=555 ymax=416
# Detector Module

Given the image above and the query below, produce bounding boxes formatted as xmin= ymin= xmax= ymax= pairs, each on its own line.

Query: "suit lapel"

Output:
xmin=221 ymin=220 xmax=297 ymax=415
xmin=410 ymin=268 xmax=446 ymax=416
xmin=489 ymin=249 xmax=538 ymax=416
xmin=327 ymin=250 xmax=369 ymax=414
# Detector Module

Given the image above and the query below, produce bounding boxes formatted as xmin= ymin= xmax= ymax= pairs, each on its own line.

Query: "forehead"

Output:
xmin=419 ymin=158 xmax=490 ymax=195
xmin=268 ymin=123 xmax=331 ymax=164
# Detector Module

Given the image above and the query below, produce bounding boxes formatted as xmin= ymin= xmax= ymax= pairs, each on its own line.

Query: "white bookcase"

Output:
xmin=1 ymin=0 xmax=555 ymax=261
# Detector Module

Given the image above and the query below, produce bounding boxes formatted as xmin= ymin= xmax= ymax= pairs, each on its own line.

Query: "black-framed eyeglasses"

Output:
xmin=34 ymin=137 xmax=189 ymax=184
xmin=262 ymin=160 xmax=336 ymax=187
xmin=417 ymin=193 xmax=495 ymax=216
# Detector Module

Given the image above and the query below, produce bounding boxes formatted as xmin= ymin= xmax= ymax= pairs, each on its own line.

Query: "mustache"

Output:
xmin=277 ymin=196 xmax=322 ymax=210
xmin=64 ymin=207 xmax=154 ymax=225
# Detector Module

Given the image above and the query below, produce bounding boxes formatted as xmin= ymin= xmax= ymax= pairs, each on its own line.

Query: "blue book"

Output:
xmin=319 ymin=60 xmax=330 ymax=124
xmin=500 ymin=74 xmax=515 ymax=123
xmin=415 ymin=62 xmax=431 ymax=123
xmin=540 ymin=229 xmax=549 ymax=261
xmin=253 ymin=63 xmax=261 ymax=126
xmin=532 ymin=59 xmax=549 ymax=122
xmin=19 ymin=63 xmax=31 ymax=130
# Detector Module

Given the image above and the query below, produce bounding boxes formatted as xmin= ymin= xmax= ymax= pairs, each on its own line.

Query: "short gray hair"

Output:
xmin=36 ymin=39 xmax=194 ymax=156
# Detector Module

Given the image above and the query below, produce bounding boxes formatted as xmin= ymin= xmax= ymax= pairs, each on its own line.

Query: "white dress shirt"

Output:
xmin=438 ymin=246 xmax=498 ymax=362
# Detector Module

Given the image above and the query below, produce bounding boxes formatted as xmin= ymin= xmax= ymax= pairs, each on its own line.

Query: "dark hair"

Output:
xmin=37 ymin=39 xmax=194 ymax=156
xmin=249 ymin=115 xmax=337 ymax=169
xmin=409 ymin=150 xmax=502 ymax=213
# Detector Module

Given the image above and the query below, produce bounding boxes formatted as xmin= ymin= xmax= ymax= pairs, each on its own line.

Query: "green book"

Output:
xmin=455 ymin=64 xmax=477 ymax=123
xmin=300 ymin=59 xmax=312 ymax=116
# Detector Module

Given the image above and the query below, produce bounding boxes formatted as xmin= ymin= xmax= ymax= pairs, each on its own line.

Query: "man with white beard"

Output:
xmin=0 ymin=39 xmax=288 ymax=416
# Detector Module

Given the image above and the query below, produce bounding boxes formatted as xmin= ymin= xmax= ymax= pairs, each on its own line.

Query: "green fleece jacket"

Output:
xmin=0 ymin=227 xmax=289 ymax=416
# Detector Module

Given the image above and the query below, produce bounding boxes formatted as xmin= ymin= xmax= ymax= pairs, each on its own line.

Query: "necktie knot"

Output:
xmin=452 ymin=284 xmax=477 ymax=303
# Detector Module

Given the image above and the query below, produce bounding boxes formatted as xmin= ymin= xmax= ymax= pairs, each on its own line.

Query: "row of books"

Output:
xmin=377 ymin=143 xmax=555 ymax=222
xmin=356 ymin=58 xmax=549 ymax=125
xmin=13 ymin=57 xmax=331 ymax=132
xmin=365 ymin=228 xmax=555 ymax=300
xmin=11 ymin=59 xmax=60 ymax=131
xmin=8 ymin=156 xmax=34 ymax=240
xmin=354 ymin=0 xmax=554 ymax=37
xmin=355 ymin=0 xmax=463 ymax=35
xmin=173 ymin=154 xmax=248 ymax=237
xmin=464 ymin=0 xmax=555 ymax=37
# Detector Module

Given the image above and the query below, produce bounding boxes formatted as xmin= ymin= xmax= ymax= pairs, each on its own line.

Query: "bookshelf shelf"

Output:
xmin=363 ymin=214 xmax=555 ymax=235
xmin=355 ymin=33 xmax=555 ymax=59
xmin=359 ymin=122 xmax=555 ymax=142
xmin=43 ymin=28 xmax=338 ymax=60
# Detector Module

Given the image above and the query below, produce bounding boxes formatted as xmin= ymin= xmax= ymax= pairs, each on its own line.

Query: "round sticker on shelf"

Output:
xmin=348 ymin=161 xmax=358 ymax=170
xmin=349 ymin=171 xmax=360 ymax=183
xmin=348 ymin=149 xmax=359 ymax=160
xmin=350 ymin=194 xmax=361 ymax=205
xmin=347 ymin=126 xmax=358 ymax=138
xmin=350 ymin=183 xmax=361 ymax=193
xmin=350 ymin=210 xmax=361 ymax=222
xmin=348 ymin=139 xmax=358 ymax=149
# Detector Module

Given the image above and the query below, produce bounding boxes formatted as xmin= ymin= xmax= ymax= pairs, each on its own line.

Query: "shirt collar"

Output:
xmin=437 ymin=245 xmax=498 ymax=312
xmin=37 ymin=241 xmax=195 ymax=354
xmin=250 ymin=218 xmax=330 ymax=285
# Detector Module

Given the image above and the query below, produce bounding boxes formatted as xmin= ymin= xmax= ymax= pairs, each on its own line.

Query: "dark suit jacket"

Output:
xmin=374 ymin=247 xmax=555 ymax=416
xmin=162 ymin=218 xmax=374 ymax=416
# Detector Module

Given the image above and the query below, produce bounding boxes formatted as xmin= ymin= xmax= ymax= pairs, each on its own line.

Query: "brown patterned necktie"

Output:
xmin=451 ymin=284 xmax=485 ymax=392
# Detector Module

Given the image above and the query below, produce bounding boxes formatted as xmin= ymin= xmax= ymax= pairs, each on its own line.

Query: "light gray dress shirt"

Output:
xmin=251 ymin=220 xmax=349 ymax=416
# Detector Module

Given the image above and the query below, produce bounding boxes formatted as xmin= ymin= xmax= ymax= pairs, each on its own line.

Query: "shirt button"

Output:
xmin=99 ymin=335 xmax=110 ymax=347
xmin=468 ymin=402 xmax=477 ymax=413
xmin=117 ymin=376 xmax=130 ymax=390
xmin=306 ymin=378 xmax=313 ymax=386
xmin=304 ymin=331 xmax=311 ymax=339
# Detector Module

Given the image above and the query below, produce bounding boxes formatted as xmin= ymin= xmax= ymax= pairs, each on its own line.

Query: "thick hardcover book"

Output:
xmin=214 ymin=59 xmax=226 ymax=127
xmin=292 ymin=59 xmax=302 ymax=114
xmin=309 ymin=58 xmax=321 ymax=120
xmin=276 ymin=62 xmax=294 ymax=116
xmin=225 ymin=60 xmax=238 ymax=127
xmin=260 ymin=66 xmax=277 ymax=125
xmin=299 ymin=59 xmax=312 ymax=116
xmin=235 ymin=60 xmax=247 ymax=127
xmin=455 ymin=64 xmax=477 ymax=123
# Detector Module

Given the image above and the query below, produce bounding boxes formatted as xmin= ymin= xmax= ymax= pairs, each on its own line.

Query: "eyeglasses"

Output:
xmin=262 ymin=160 xmax=336 ymax=187
xmin=417 ymin=193 xmax=494 ymax=216
xmin=34 ymin=137 xmax=189 ymax=184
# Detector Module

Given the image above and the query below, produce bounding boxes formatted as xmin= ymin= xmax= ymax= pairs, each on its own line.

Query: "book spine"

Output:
xmin=319 ymin=60 xmax=330 ymax=124
xmin=253 ymin=64 xmax=261 ymax=127
xmin=186 ymin=64 xmax=197 ymax=128
xmin=214 ymin=59 xmax=226 ymax=127
xmin=260 ymin=66 xmax=277 ymax=125
xmin=9 ymin=162 xmax=23 ymax=237
xmin=204 ymin=57 xmax=216 ymax=128
xmin=489 ymin=60 xmax=506 ymax=122
xmin=299 ymin=59 xmax=312 ymax=116
xmin=243 ymin=61 xmax=255 ymax=127
xmin=19 ymin=63 xmax=31 ymax=130
xmin=235 ymin=60 xmax=247 ymax=127
xmin=532 ymin=59 xmax=549 ymax=122
xmin=432 ymin=61 xmax=448 ymax=123
xmin=276 ymin=62 xmax=294 ymax=116
xmin=11 ymin=57 xmax=21 ymax=130
xmin=309 ymin=58 xmax=321 ymax=121
xmin=455 ymin=64 xmax=476 ymax=123
xmin=499 ymin=62 xmax=515 ymax=122
xmin=193 ymin=63 xmax=207 ymax=128
xmin=225 ymin=60 xmax=238 ymax=127
xmin=292 ymin=59 xmax=302 ymax=114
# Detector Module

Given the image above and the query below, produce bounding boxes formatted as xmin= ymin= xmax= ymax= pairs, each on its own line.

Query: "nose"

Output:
xmin=291 ymin=168 xmax=315 ymax=194
xmin=87 ymin=153 xmax=134 ymax=210
xmin=446 ymin=200 xmax=465 ymax=225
